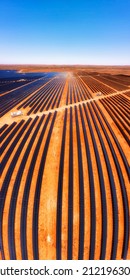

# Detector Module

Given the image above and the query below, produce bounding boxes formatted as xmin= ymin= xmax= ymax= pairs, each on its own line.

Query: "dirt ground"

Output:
xmin=0 ymin=68 xmax=129 ymax=260
xmin=0 ymin=64 xmax=130 ymax=75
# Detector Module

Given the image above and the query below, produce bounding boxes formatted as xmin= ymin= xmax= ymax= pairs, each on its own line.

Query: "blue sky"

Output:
xmin=0 ymin=0 xmax=130 ymax=65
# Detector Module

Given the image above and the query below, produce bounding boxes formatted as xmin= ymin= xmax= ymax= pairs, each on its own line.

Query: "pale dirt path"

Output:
xmin=1 ymin=88 xmax=130 ymax=126
xmin=58 ymin=77 xmax=69 ymax=107
xmin=38 ymin=112 xmax=63 ymax=260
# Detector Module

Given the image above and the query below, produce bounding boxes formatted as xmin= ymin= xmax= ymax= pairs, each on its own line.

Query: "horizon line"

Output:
xmin=0 ymin=64 xmax=130 ymax=67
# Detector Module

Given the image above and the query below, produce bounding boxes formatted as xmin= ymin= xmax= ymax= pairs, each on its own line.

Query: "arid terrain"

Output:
xmin=0 ymin=66 xmax=130 ymax=260
xmin=1 ymin=64 xmax=130 ymax=75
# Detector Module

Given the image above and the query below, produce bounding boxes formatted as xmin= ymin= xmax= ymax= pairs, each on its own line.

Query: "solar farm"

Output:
xmin=0 ymin=69 xmax=130 ymax=260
